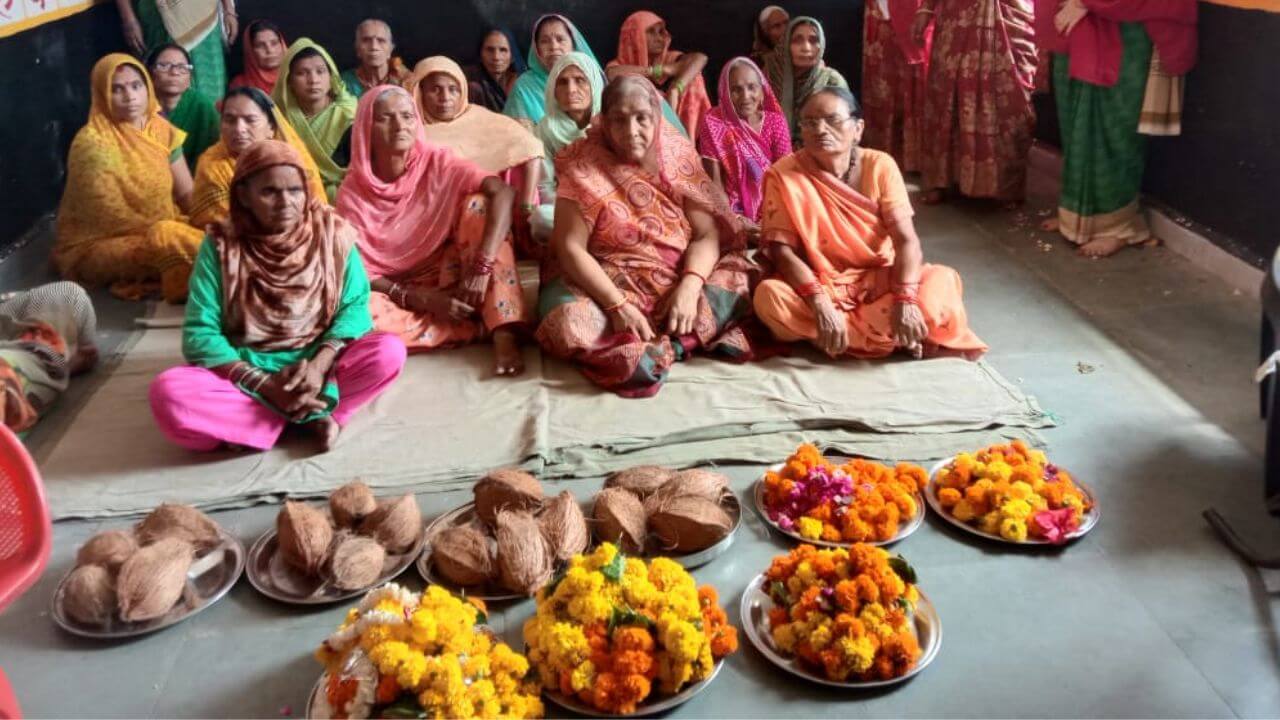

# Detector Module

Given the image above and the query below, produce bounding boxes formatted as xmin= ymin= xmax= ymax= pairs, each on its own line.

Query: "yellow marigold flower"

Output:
xmin=568 ymin=593 xmax=613 ymax=626
xmin=570 ymin=660 xmax=596 ymax=693
xmin=788 ymin=517 xmax=820 ymax=541
xmin=480 ymin=699 xmax=502 ymax=718
xmin=467 ymin=678 xmax=496 ymax=702
xmin=648 ymin=557 xmax=695 ymax=592
xmin=1000 ymin=498 xmax=1033 ymax=521
xmin=999 ymin=517 xmax=1028 ymax=542
xmin=1062 ymin=494 xmax=1084 ymax=513
xmin=398 ymin=653 xmax=428 ymax=690
xmin=447 ymin=696 xmax=475 ymax=719
xmin=839 ymin=635 xmax=877 ymax=675
xmin=809 ymin=621 xmax=833 ymax=651
xmin=658 ymin=617 xmax=704 ymax=664
xmin=772 ymin=623 xmax=799 ymax=652
xmin=462 ymin=653 xmax=491 ymax=680
xmin=1009 ymin=481 xmax=1033 ymax=501
xmin=656 ymin=651 xmax=694 ymax=695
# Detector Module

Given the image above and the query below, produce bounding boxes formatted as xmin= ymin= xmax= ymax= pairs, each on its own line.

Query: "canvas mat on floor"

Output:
xmin=36 ymin=304 xmax=1054 ymax=519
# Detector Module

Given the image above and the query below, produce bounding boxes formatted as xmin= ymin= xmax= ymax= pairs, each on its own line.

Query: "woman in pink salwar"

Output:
xmin=149 ymin=140 xmax=405 ymax=453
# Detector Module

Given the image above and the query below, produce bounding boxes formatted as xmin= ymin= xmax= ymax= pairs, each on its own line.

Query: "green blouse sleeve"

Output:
xmin=182 ymin=238 xmax=241 ymax=368
xmin=322 ymin=246 xmax=374 ymax=343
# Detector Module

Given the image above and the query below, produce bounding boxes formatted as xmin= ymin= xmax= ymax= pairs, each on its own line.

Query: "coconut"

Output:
xmin=604 ymin=465 xmax=677 ymax=500
xmin=647 ymin=495 xmax=734 ymax=553
xmin=644 ymin=469 xmax=732 ymax=516
xmin=277 ymin=501 xmax=333 ymax=576
xmin=328 ymin=532 xmax=386 ymax=591
xmin=474 ymin=469 xmax=544 ymax=527
xmin=538 ymin=491 xmax=589 ymax=562
xmin=63 ymin=564 xmax=116 ymax=626
xmin=368 ymin=494 xmax=421 ymax=554
xmin=432 ymin=525 xmax=495 ymax=587
xmin=135 ymin=503 xmax=221 ymax=551
xmin=494 ymin=510 xmax=553 ymax=596
xmin=76 ymin=530 xmax=139 ymax=573
xmin=592 ymin=488 xmax=647 ymax=554
xmin=116 ymin=537 xmax=195 ymax=622
xmin=329 ymin=481 xmax=377 ymax=529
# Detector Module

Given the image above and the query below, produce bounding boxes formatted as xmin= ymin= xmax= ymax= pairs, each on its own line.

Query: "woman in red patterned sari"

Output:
xmin=913 ymin=0 xmax=1037 ymax=205
xmin=536 ymin=77 xmax=757 ymax=398
xmin=862 ymin=0 xmax=931 ymax=173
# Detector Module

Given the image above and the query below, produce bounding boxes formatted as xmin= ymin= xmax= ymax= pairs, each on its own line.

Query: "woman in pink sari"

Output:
xmin=606 ymin=10 xmax=710 ymax=139
xmin=537 ymin=77 xmax=757 ymax=398
xmin=336 ymin=86 xmax=526 ymax=376
xmin=862 ymin=0 xmax=931 ymax=172
xmin=912 ymin=0 xmax=1038 ymax=205
xmin=696 ymin=57 xmax=791 ymax=233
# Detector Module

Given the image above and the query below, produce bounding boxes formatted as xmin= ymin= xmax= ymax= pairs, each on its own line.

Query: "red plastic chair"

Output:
xmin=0 ymin=422 xmax=50 ymax=719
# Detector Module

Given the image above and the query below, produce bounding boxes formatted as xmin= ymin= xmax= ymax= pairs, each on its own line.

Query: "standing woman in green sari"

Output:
xmin=767 ymin=17 xmax=849 ymax=147
xmin=115 ymin=0 xmax=235 ymax=103
xmin=274 ymin=39 xmax=359 ymax=202
xmin=148 ymin=44 xmax=220 ymax=169
xmin=1037 ymin=0 xmax=1197 ymax=257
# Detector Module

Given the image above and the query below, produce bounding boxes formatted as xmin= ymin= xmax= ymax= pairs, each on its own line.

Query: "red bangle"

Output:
xmin=473 ymin=256 xmax=496 ymax=276
xmin=796 ymin=281 xmax=823 ymax=298
xmin=683 ymin=269 xmax=707 ymax=284
xmin=894 ymin=293 xmax=921 ymax=306
xmin=602 ymin=295 xmax=628 ymax=313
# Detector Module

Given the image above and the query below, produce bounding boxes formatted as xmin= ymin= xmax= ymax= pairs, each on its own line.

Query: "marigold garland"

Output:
xmin=763 ymin=444 xmax=927 ymax=543
xmin=763 ymin=544 xmax=922 ymax=682
xmin=933 ymin=440 xmax=1092 ymax=544
xmin=313 ymin=584 xmax=543 ymax=720
xmin=522 ymin=544 xmax=738 ymax=715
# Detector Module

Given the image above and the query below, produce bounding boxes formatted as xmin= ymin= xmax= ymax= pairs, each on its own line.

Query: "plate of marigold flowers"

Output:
xmin=755 ymin=444 xmax=927 ymax=548
xmin=926 ymin=440 xmax=1098 ymax=545
xmin=522 ymin=543 xmax=738 ymax=717
xmin=740 ymin=544 xmax=940 ymax=688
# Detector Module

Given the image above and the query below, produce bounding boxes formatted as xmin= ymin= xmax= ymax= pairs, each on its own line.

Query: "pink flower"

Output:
xmin=1030 ymin=508 xmax=1080 ymax=544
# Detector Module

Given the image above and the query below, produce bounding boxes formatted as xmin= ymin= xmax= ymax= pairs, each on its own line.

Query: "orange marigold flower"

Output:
xmin=820 ymin=525 xmax=843 ymax=542
xmin=614 ymin=627 xmax=655 ymax=653
xmin=871 ymin=654 xmax=895 ymax=681
xmin=614 ymin=650 xmax=655 ymax=677
xmin=833 ymin=579 xmax=859 ymax=612
xmin=937 ymin=487 xmax=962 ymax=508
xmin=768 ymin=607 xmax=790 ymax=628
xmin=375 ymin=673 xmax=400 ymax=705
xmin=853 ymin=574 xmax=879 ymax=603
xmin=710 ymin=625 xmax=739 ymax=657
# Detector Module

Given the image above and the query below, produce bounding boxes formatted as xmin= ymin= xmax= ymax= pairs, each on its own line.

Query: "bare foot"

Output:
xmin=1078 ymin=237 xmax=1128 ymax=258
xmin=920 ymin=189 xmax=946 ymax=205
xmin=1040 ymin=217 xmax=1060 ymax=232
xmin=309 ymin=416 xmax=341 ymax=452
xmin=493 ymin=328 xmax=525 ymax=377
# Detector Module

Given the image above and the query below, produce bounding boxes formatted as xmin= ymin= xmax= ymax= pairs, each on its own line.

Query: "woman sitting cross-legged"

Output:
xmin=536 ymin=76 xmax=757 ymax=398
xmin=188 ymin=86 xmax=327 ymax=229
xmin=336 ymin=86 xmax=527 ymax=376
xmin=150 ymin=140 xmax=406 ymax=453
xmin=752 ymin=87 xmax=987 ymax=360
xmin=54 ymin=54 xmax=203 ymax=303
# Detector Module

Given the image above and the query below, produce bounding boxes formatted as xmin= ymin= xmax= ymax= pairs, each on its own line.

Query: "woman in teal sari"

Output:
xmin=116 ymin=0 xmax=233 ymax=103
xmin=531 ymin=52 xmax=605 ymax=251
xmin=273 ymin=39 xmax=359 ymax=202
xmin=505 ymin=14 xmax=686 ymax=135
xmin=148 ymin=44 xmax=220 ymax=169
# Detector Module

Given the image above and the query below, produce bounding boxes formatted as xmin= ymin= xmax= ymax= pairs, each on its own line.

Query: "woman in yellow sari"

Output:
xmin=54 ymin=54 xmax=204 ymax=303
xmin=188 ymin=86 xmax=326 ymax=229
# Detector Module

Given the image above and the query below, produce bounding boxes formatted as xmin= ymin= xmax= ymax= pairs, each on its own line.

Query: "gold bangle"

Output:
xmin=602 ymin=295 xmax=628 ymax=314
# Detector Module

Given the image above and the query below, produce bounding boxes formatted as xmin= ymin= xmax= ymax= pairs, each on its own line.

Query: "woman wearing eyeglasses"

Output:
xmin=753 ymin=87 xmax=986 ymax=361
xmin=148 ymin=44 xmax=220 ymax=169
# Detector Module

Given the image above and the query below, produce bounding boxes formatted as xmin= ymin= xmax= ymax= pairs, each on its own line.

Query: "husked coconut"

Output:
xmin=367 ymin=494 xmax=421 ymax=553
xmin=76 ymin=530 xmax=138 ymax=573
xmin=116 ymin=537 xmax=195 ymax=622
xmin=604 ymin=465 xmax=676 ymax=500
xmin=328 ymin=532 xmax=386 ymax=591
xmin=135 ymin=503 xmax=221 ymax=550
xmin=329 ymin=481 xmax=377 ymax=529
xmin=473 ymin=469 xmax=544 ymax=527
xmin=277 ymin=501 xmax=333 ymax=576
xmin=64 ymin=564 xmax=116 ymax=626
xmin=538 ymin=491 xmax=589 ymax=562
xmin=494 ymin=510 xmax=553 ymax=595
xmin=592 ymin=488 xmax=646 ymax=554
xmin=647 ymin=495 xmax=733 ymax=553
xmin=432 ymin=525 xmax=495 ymax=587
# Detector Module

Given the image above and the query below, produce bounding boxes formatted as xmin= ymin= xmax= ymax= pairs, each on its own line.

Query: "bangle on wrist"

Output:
xmin=473 ymin=255 xmax=496 ymax=276
xmin=674 ymin=79 xmax=686 ymax=93
xmin=796 ymin=280 xmax=824 ymax=298
xmin=683 ymin=269 xmax=707 ymax=285
xmin=602 ymin=295 xmax=628 ymax=314
xmin=651 ymin=64 xmax=663 ymax=82
xmin=520 ymin=202 xmax=536 ymax=213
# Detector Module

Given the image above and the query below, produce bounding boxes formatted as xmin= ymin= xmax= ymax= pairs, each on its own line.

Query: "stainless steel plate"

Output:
xmin=51 ymin=529 xmax=246 ymax=639
xmin=753 ymin=462 xmax=926 ymax=548
xmin=925 ymin=459 xmax=1100 ymax=545
xmin=415 ymin=501 xmax=525 ymax=602
xmin=543 ymin=657 xmax=725 ymax=718
xmin=246 ymin=512 xmax=426 ymax=605
xmin=662 ymin=491 xmax=741 ymax=569
xmin=739 ymin=573 xmax=941 ymax=688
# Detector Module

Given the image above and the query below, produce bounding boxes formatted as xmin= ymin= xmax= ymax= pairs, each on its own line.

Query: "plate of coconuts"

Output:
xmin=419 ymin=465 xmax=741 ymax=601
xmin=246 ymin=481 xmax=426 ymax=604
xmin=52 ymin=503 xmax=245 ymax=639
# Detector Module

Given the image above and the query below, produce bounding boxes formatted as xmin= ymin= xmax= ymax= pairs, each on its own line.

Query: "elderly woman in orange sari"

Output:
xmin=406 ymin=57 xmax=544 ymax=253
xmin=753 ymin=88 xmax=985 ymax=360
xmin=336 ymin=86 xmax=526 ymax=376
xmin=55 ymin=54 xmax=203 ymax=303
xmin=187 ymin=86 xmax=326 ymax=229
xmin=537 ymin=77 xmax=756 ymax=398
xmin=606 ymin=11 xmax=711 ymax=139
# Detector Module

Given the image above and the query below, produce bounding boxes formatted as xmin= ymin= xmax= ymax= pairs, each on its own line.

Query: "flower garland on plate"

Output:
xmin=763 ymin=444 xmax=926 ymax=543
xmin=933 ymin=440 xmax=1092 ymax=543
xmin=764 ymin=544 xmax=922 ymax=682
xmin=522 ymin=543 xmax=738 ymax=715
xmin=313 ymin=583 xmax=543 ymax=720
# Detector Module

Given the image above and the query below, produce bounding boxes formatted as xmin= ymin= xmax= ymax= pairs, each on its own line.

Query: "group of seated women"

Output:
xmin=52 ymin=9 xmax=986 ymax=453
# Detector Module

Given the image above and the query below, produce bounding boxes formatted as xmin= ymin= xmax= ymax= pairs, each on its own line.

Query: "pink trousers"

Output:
xmin=149 ymin=332 xmax=406 ymax=451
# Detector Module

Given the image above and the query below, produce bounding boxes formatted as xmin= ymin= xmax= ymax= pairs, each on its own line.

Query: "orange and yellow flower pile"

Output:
xmin=522 ymin=544 xmax=738 ymax=716
xmin=933 ymin=440 xmax=1092 ymax=543
xmin=314 ymin=584 xmax=543 ymax=719
xmin=762 ymin=443 xmax=926 ymax=543
xmin=764 ymin=544 xmax=922 ymax=682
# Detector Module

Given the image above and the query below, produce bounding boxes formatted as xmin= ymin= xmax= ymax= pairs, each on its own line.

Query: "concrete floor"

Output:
xmin=2 ymin=162 xmax=1278 ymax=718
